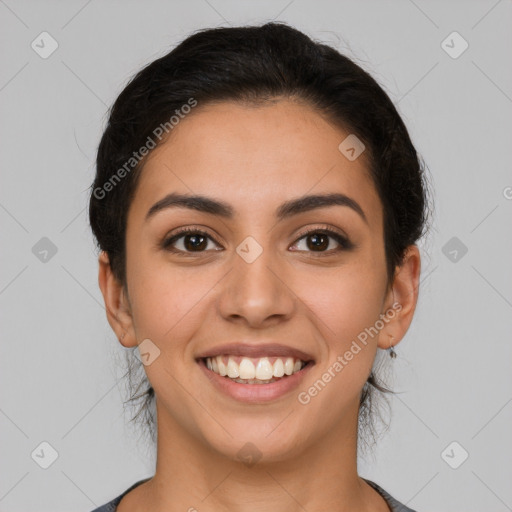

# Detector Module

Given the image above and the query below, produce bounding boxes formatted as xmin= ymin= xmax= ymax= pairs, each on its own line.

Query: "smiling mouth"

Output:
xmin=199 ymin=355 xmax=314 ymax=384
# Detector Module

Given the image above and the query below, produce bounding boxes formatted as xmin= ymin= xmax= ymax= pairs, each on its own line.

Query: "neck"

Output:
xmin=132 ymin=400 xmax=388 ymax=512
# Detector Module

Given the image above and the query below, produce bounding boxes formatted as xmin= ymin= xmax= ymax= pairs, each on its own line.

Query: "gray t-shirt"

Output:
xmin=90 ymin=477 xmax=417 ymax=511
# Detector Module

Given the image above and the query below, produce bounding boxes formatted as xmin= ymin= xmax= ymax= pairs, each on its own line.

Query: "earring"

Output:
xmin=120 ymin=331 xmax=126 ymax=342
xmin=388 ymin=335 xmax=397 ymax=359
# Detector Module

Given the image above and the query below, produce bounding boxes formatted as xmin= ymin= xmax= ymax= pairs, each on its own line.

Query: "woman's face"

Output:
xmin=103 ymin=99 xmax=416 ymax=462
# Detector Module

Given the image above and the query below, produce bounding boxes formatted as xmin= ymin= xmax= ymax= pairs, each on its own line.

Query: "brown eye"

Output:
xmin=305 ymin=232 xmax=330 ymax=251
xmin=162 ymin=228 xmax=222 ymax=254
xmin=182 ymin=233 xmax=208 ymax=251
xmin=291 ymin=228 xmax=354 ymax=253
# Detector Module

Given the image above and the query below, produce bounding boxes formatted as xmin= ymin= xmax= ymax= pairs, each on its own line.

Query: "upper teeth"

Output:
xmin=205 ymin=356 xmax=305 ymax=380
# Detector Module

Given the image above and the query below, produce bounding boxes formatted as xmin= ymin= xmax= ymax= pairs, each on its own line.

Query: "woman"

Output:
xmin=89 ymin=21 xmax=430 ymax=512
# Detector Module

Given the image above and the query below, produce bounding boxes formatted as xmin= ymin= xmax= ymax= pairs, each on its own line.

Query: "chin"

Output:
xmin=198 ymin=419 xmax=308 ymax=466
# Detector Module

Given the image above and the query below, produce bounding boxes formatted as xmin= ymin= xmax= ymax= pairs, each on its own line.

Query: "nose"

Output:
xmin=217 ymin=244 xmax=296 ymax=328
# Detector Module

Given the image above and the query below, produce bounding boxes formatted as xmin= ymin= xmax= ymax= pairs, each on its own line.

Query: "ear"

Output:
xmin=377 ymin=244 xmax=421 ymax=350
xmin=97 ymin=251 xmax=137 ymax=348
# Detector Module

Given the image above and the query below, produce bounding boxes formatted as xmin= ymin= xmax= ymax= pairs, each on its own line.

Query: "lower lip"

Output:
xmin=197 ymin=359 xmax=314 ymax=403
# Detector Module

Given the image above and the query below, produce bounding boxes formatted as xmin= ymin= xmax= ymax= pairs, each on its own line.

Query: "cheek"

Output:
xmin=295 ymin=284 xmax=382 ymax=429
xmin=298 ymin=255 xmax=386 ymax=396
xmin=128 ymin=257 xmax=211 ymax=344
xmin=307 ymin=257 xmax=387 ymax=343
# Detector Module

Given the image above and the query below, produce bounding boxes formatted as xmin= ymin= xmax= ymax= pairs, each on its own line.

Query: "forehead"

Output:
xmin=129 ymin=100 xmax=382 ymax=229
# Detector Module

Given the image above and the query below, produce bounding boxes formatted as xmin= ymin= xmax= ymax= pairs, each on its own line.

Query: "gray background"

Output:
xmin=1 ymin=0 xmax=511 ymax=510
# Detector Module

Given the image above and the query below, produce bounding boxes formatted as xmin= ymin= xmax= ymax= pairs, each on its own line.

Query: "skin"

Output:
xmin=98 ymin=99 xmax=421 ymax=512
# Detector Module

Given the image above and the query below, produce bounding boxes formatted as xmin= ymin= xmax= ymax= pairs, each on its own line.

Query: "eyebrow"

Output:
xmin=145 ymin=192 xmax=368 ymax=224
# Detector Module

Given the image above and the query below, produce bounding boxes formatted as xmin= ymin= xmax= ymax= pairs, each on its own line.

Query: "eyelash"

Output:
xmin=161 ymin=225 xmax=354 ymax=256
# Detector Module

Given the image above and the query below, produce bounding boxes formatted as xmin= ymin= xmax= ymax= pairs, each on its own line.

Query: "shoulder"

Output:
xmin=364 ymin=478 xmax=418 ymax=512
xmin=92 ymin=476 xmax=416 ymax=512
xmin=90 ymin=478 xmax=152 ymax=512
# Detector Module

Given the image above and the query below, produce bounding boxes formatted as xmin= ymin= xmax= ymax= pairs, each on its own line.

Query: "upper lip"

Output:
xmin=196 ymin=342 xmax=315 ymax=362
